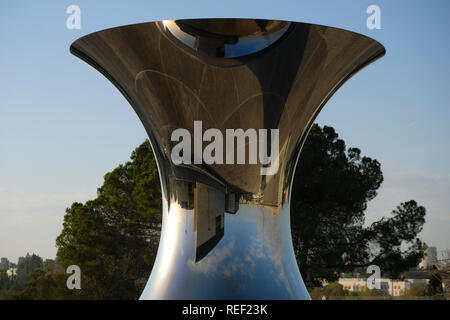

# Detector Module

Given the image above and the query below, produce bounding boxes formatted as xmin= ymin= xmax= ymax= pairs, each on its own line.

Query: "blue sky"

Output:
xmin=0 ymin=0 xmax=449 ymax=261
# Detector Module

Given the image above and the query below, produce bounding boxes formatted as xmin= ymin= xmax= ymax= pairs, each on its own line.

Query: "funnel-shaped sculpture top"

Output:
xmin=71 ymin=19 xmax=384 ymax=299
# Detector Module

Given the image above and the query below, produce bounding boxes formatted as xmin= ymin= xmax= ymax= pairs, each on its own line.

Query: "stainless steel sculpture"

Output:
xmin=71 ymin=19 xmax=385 ymax=299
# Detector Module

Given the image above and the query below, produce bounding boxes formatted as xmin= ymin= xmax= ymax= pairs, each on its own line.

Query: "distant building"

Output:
xmin=6 ymin=268 xmax=17 ymax=280
xmin=338 ymin=277 xmax=429 ymax=296
xmin=419 ymin=246 xmax=437 ymax=269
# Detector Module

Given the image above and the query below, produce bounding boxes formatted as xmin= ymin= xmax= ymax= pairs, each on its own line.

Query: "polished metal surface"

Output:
xmin=71 ymin=18 xmax=385 ymax=299
xmin=162 ymin=19 xmax=291 ymax=58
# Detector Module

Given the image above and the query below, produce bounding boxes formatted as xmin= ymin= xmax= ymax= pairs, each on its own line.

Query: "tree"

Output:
xmin=0 ymin=271 xmax=13 ymax=291
xmin=427 ymin=271 xmax=443 ymax=296
xmin=367 ymin=200 xmax=426 ymax=288
xmin=405 ymin=282 xmax=428 ymax=296
xmin=359 ymin=285 xmax=383 ymax=297
xmin=291 ymin=124 xmax=426 ymax=288
xmin=323 ymin=282 xmax=346 ymax=297
xmin=0 ymin=256 xmax=80 ymax=300
xmin=56 ymin=140 xmax=161 ymax=299
xmin=432 ymin=249 xmax=450 ymax=299
xmin=308 ymin=287 xmax=324 ymax=300
xmin=0 ymin=258 xmax=10 ymax=271
xmin=20 ymin=260 xmax=77 ymax=300
xmin=0 ymin=258 xmax=14 ymax=292
xmin=13 ymin=253 xmax=43 ymax=291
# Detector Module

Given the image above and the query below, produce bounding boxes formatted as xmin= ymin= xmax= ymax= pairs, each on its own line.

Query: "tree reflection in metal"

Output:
xmin=71 ymin=18 xmax=385 ymax=299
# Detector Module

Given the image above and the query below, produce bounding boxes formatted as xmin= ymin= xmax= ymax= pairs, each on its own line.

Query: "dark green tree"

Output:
xmin=405 ymin=282 xmax=428 ymax=296
xmin=0 ymin=271 xmax=13 ymax=291
xmin=12 ymin=253 xmax=43 ymax=291
xmin=427 ymin=268 xmax=443 ymax=296
xmin=0 ymin=258 xmax=13 ymax=292
xmin=358 ymin=285 xmax=384 ymax=297
xmin=56 ymin=140 xmax=161 ymax=299
xmin=0 ymin=258 xmax=11 ymax=271
xmin=367 ymin=200 xmax=426 ymax=281
xmin=322 ymin=282 xmax=347 ymax=298
xmin=19 ymin=260 xmax=78 ymax=300
xmin=291 ymin=124 xmax=426 ymax=288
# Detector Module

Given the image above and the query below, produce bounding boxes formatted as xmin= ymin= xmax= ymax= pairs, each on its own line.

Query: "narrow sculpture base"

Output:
xmin=140 ymin=202 xmax=309 ymax=299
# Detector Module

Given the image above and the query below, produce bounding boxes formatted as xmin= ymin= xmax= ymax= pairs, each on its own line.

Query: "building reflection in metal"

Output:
xmin=71 ymin=19 xmax=385 ymax=299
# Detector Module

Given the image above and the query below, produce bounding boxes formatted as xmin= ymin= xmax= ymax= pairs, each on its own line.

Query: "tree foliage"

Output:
xmin=55 ymin=141 xmax=161 ymax=299
xmin=358 ymin=285 xmax=384 ymax=297
xmin=291 ymin=124 xmax=426 ymax=287
xmin=20 ymin=260 xmax=78 ymax=300
xmin=405 ymin=282 xmax=429 ymax=296
xmin=427 ymin=271 xmax=443 ymax=296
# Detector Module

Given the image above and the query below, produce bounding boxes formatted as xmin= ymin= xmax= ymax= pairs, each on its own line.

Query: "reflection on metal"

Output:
xmin=194 ymin=182 xmax=225 ymax=262
xmin=162 ymin=19 xmax=291 ymax=58
xmin=71 ymin=18 xmax=385 ymax=299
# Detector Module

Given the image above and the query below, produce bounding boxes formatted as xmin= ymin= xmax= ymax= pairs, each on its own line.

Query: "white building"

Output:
xmin=6 ymin=268 xmax=17 ymax=280
xmin=338 ymin=277 xmax=429 ymax=296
